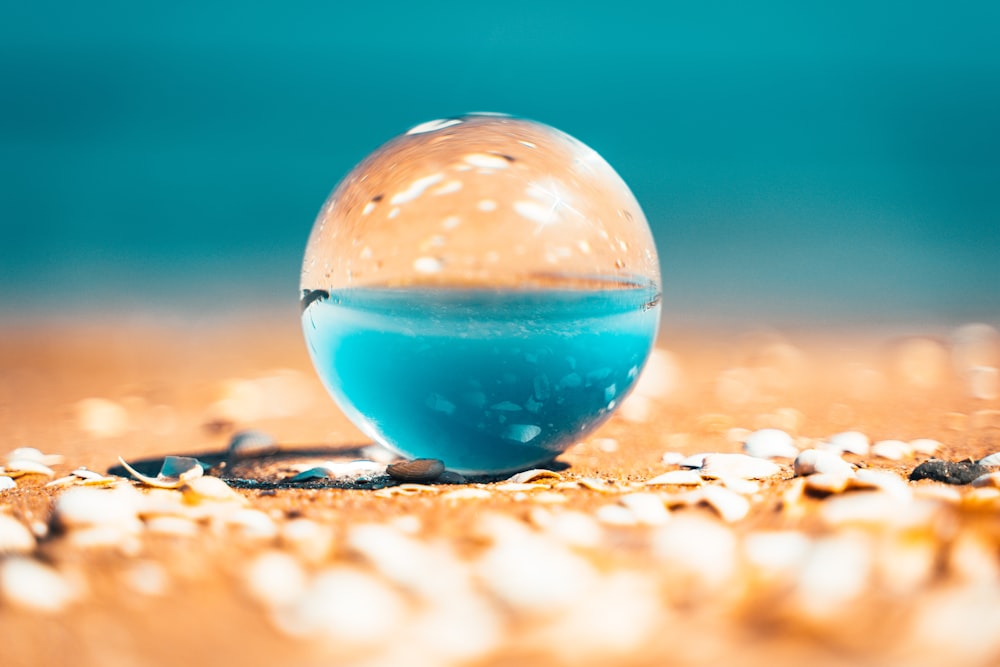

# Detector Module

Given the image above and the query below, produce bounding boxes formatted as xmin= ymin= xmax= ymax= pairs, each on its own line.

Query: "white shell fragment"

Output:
xmin=804 ymin=473 xmax=851 ymax=494
xmin=287 ymin=460 xmax=386 ymax=482
xmin=851 ymin=469 xmax=912 ymax=499
xmin=652 ymin=515 xmax=738 ymax=593
xmin=678 ymin=453 xmax=709 ymax=469
xmin=794 ymin=534 xmax=872 ymax=619
xmin=645 ymin=470 xmax=704 ymax=486
xmin=794 ymin=449 xmax=855 ymax=478
xmin=1 ymin=459 xmax=55 ymax=478
xmin=618 ymin=493 xmax=671 ymax=526
xmin=819 ymin=491 xmax=933 ymax=528
xmin=720 ymin=477 xmax=761 ymax=495
xmin=476 ymin=529 xmax=599 ymax=614
xmin=46 ymin=468 xmax=118 ymax=488
xmin=660 ymin=451 xmax=686 ymax=465
xmin=118 ymin=456 xmax=204 ymax=489
xmin=440 ymin=488 xmax=492 ymax=501
xmin=594 ymin=504 xmax=640 ymax=526
xmin=183 ymin=476 xmax=244 ymax=502
xmin=506 ymin=468 xmax=562 ymax=484
xmin=699 ymin=453 xmax=782 ymax=480
xmin=910 ymin=438 xmax=942 ymax=455
xmin=54 ymin=486 xmax=142 ymax=530
xmin=698 ymin=485 xmax=751 ymax=522
xmin=244 ymin=550 xmax=308 ymax=608
xmin=971 ymin=472 xmax=1000 ymax=488
xmin=978 ymin=452 xmax=1000 ymax=468
xmin=0 ymin=557 xmax=80 ymax=613
xmin=871 ymin=439 xmax=913 ymax=460
xmin=273 ymin=567 xmax=407 ymax=646
xmin=820 ymin=431 xmax=870 ymax=456
xmin=743 ymin=530 xmax=812 ymax=577
xmin=6 ymin=447 xmax=64 ymax=466
xmin=743 ymin=429 xmax=799 ymax=459
xmin=0 ymin=515 xmax=36 ymax=554
xmin=0 ymin=476 xmax=15 ymax=491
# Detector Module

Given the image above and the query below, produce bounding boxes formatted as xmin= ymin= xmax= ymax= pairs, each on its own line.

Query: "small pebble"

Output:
xmin=909 ymin=459 xmax=987 ymax=485
xmin=871 ymin=439 xmax=913 ymax=461
xmin=437 ymin=470 xmax=468 ymax=484
xmin=743 ymin=428 xmax=799 ymax=459
xmin=227 ymin=429 xmax=279 ymax=460
xmin=699 ymin=453 xmax=782 ymax=480
xmin=387 ymin=458 xmax=445 ymax=482
xmin=794 ymin=449 xmax=855 ymax=478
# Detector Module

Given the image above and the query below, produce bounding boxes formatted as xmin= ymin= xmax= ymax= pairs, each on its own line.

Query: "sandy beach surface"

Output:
xmin=1 ymin=315 xmax=999 ymax=667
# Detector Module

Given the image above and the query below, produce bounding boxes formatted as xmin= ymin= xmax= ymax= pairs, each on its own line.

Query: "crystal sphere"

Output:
xmin=301 ymin=114 xmax=660 ymax=475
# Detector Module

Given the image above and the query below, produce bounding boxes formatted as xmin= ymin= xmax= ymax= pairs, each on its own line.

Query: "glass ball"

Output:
xmin=301 ymin=114 xmax=660 ymax=475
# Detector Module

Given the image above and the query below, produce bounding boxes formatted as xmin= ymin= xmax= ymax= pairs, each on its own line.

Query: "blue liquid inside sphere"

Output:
xmin=302 ymin=282 xmax=660 ymax=474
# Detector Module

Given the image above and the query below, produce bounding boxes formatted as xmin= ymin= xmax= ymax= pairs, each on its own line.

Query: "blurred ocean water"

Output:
xmin=1 ymin=1 xmax=997 ymax=327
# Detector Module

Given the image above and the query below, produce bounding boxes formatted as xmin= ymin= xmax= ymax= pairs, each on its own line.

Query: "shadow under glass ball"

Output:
xmin=301 ymin=114 xmax=661 ymax=475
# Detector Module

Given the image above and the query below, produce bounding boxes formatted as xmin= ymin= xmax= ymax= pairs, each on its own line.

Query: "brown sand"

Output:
xmin=1 ymin=316 xmax=999 ymax=667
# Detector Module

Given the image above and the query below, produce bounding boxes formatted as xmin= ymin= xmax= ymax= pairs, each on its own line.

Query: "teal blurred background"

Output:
xmin=1 ymin=1 xmax=998 ymax=327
